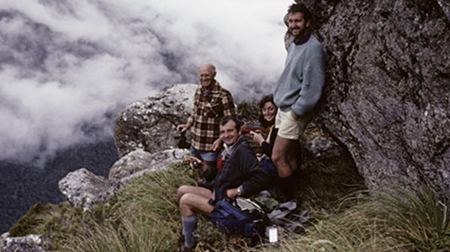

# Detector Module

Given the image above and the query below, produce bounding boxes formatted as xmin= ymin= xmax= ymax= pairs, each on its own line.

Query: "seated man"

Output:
xmin=177 ymin=116 xmax=271 ymax=250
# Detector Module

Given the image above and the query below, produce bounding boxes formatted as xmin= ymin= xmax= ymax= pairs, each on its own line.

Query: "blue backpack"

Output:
xmin=210 ymin=197 xmax=266 ymax=238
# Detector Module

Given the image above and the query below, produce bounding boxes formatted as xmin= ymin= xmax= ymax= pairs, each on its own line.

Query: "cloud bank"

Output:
xmin=0 ymin=0 xmax=292 ymax=164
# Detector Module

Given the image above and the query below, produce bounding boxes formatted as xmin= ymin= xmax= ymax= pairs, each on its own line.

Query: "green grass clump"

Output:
xmin=269 ymin=188 xmax=450 ymax=252
xmin=7 ymin=201 xmax=86 ymax=250
xmin=60 ymin=161 xmax=196 ymax=251
xmin=9 ymin=202 xmax=52 ymax=237
xmin=374 ymin=189 xmax=450 ymax=251
xmin=8 ymin=155 xmax=450 ymax=252
xmin=60 ymin=161 xmax=253 ymax=251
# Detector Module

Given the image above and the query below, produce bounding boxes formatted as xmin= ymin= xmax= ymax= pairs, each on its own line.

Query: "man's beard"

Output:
xmin=292 ymin=28 xmax=307 ymax=40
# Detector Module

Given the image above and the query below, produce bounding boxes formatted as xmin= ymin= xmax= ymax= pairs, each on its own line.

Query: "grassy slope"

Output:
xmin=8 ymin=158 xmax=450 ymax=252
xmin=6 ymin=102 xmax=450 ymax=251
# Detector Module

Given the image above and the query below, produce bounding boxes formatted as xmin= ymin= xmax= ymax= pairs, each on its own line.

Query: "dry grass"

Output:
xmin=7 ymin=160 xmax=450 ymax=252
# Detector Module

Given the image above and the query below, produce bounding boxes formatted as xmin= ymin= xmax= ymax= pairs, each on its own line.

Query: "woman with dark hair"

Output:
xmin=250 ymin=94 xmax=278 ymax=158
xmin=248 ymin=95 xmax=279 ymax=177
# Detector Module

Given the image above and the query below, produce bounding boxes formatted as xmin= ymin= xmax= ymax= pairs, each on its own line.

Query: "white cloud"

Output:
xmin=0 ymin=0 xmax=293 ymax=163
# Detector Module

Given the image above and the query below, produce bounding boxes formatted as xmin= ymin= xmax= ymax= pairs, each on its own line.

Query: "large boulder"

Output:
xmin=58 ymin=168 xmax=112 ymax=211
xmin=58 ymin=148 xmax=189 ymax=211
xmin=304 ymin=0 xmax=449 ymax=196
xmin=114 ymin=84 xmax=196 ymax=157
xmin=58 ymin=84 xmax=196 ymax=211
xmin=108 ymin=148 xmax=190 ymax=189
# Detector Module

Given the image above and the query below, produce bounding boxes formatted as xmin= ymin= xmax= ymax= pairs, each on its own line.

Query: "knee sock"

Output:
xmin=278 ymin=175 xmax=295 ymax=199
xmin=182 ymin=215 xmax=198 ymax=248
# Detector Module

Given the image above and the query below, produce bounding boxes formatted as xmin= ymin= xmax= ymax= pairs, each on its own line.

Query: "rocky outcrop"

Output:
xmin=58 ymin=85 xmax=193 ymax=211
xmin=305 ymin=135 xmax=344 ymax=160
xmin=108 ymin=148 xmax=190 ymax=189
xmin=58 ymin=148 xmax=189 ymax=211
xmin=114 ymin=84 xmax=196 ymax=157
xmin=58 ymin=168 xmax=113 ymax=211
xmin=304 ymin=0 xmax=450 ymax=196
xmin=1 ymin=233 xmax=44 ymax=252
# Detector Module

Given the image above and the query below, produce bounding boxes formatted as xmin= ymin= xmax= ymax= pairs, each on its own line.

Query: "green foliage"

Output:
xmin=8 ymin=201 xmax=86 ymax=250
xmin=60 ymin=161 xmax=228 ymax=251
xmin=236 ymin=100 xmax=260 ymax=123
xmin=274 ymin=189 xmax=450 ymax=252
xmin=9 ymin=202 xmax=49 ymax=237
xmin=373 ymin=188 xmax=450 ymax=251
xmin=9 ymin=157 xmax=450 ymax=252
xmin=63 ymin=214 xmax=178 ymax=252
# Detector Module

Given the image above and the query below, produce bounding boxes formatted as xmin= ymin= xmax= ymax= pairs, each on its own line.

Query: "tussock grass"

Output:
xmin=61 ymin=161 xmax=197 ymax=251
xmin=63 ymin=214 xmax=177 ymax=252
xmin=268 ymin=189 xmax=450 ymax=252
xmin=8 ymin=160 xmax=450 ymax=252
xmin=60 ymin=161 xmax=252 ymax=251
xmin=373 ymin=189 xmax=450 ymax=251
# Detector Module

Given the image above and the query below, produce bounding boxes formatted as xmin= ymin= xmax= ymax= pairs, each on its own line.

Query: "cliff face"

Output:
xmin=306 ymin=0 xmax=449 ymax=195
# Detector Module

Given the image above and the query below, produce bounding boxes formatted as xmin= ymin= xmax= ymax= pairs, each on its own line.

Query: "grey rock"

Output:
xmin=305 ymin=0 xmax=450 ymax=196
xmin=58 ymin=168 xmax=112 ymax=211
xmin=58 ymin=85 xmax=196 ymax=211
xmin=109 ymin=148 xmax=189 ymax=190
xmin=58 ymin=148 xmax=188 ymax=211
xmin=114 ymin=84 xmax=196 ymax=157
xmin=1 ymin=233 xmax=44 ymax=252
xmin=305 ymin=136 xmax=344 ymax=159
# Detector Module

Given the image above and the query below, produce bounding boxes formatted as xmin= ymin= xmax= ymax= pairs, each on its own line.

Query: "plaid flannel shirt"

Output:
xmin=188 ymin=81 xmax=236 ymax=152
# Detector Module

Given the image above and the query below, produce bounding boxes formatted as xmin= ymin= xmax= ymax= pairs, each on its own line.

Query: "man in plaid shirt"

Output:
xmin=177 ymin=63 xmax=236 ymax=179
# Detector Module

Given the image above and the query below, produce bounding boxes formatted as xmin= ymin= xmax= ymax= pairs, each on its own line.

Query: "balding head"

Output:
xmin=198 ymin=62 xmax=217 ymax=88
xmin=198 ymin=63 xmax=216 ymax=75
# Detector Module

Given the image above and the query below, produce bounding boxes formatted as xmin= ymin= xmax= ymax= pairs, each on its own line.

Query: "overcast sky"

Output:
xmin=0 ymin=0 xmax=293 ymax=164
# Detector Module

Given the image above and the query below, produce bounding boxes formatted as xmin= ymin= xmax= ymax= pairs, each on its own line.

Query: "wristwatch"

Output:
xmin=237 ymin=186 xmax=242 ymax=196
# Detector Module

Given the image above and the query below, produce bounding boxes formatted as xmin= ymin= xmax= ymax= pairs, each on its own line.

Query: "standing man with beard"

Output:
xmin=272 ymin=3 xmax=326 ymax=198
xmin=283 ymin=0 xmax=303 ymax=51
xmin=177 ymin=63 xmax=236 ymax=182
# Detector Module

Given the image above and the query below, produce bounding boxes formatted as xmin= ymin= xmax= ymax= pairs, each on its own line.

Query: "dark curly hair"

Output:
xmin=258 ymin=94 xmax=277 ymax=129
xmin=288 ymin=3 xmax=312 ymax=24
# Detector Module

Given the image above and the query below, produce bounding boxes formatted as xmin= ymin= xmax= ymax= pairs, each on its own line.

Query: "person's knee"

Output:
xmin=271 ymin=149 xmax=279 ymax=162
xmin=179 ymin=193 xmax=191 ymax=209
xmin=179 ymin=194 xmax=195 ymax=216
xmin=177 ymin=185 xmax=190 ymax=200
xmin=271 ymin=150 xmax=285 ymax=165
xmin=278 ymin=168 xmax=293 ymax=178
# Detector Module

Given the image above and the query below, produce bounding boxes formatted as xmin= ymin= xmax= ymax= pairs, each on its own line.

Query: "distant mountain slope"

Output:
xmin=0 ymin=139 xmax=117 ymax=233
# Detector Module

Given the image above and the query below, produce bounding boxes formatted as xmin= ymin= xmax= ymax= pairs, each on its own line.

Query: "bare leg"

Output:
xmin=178 ymin=187 xmax=213 ymax=249
xmin=272 ymin=135 xmax=300 ymax=178
xmin=179 ymin=191 xmax=214 ymax=217
xmin=177 ymin=185 xmax=212 ymax=201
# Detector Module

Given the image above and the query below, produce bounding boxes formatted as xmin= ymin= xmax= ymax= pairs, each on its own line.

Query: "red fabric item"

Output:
xmin=217 ymin=156 xmax=223 ymax=172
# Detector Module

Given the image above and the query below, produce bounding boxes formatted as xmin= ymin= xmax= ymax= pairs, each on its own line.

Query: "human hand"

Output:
xmin=249 ymin=131 xmax=265 ymax=145
xmin=184 ymin=156 xmax=203 ymax=169
xmin=290 ymin=111 xmax=298 ymax=121
xmin=212 ymin=137 xmax=222 ymax=152
xmin=226 ymin=188 xmax=239 ymax=198
xmin=177 ymin=124 xmax=189 ymax=132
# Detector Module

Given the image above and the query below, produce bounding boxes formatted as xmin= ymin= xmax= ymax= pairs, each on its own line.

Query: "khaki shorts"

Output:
xmin=275 ymin=110 xmax=312 ymax=140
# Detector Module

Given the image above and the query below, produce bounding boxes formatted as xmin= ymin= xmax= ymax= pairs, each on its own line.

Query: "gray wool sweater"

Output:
xmin=274 ymin=34 xmax=325 ymax=117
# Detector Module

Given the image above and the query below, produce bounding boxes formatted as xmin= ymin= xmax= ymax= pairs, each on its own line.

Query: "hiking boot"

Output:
xmin=179 ymin=244 xmax=196 ymax=252
xmin=177 ymin=233 xmax=198 ymax=252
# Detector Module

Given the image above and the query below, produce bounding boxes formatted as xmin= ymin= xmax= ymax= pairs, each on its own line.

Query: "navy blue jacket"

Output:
xmin=210 ymin=136 xmax=271 ymax=204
